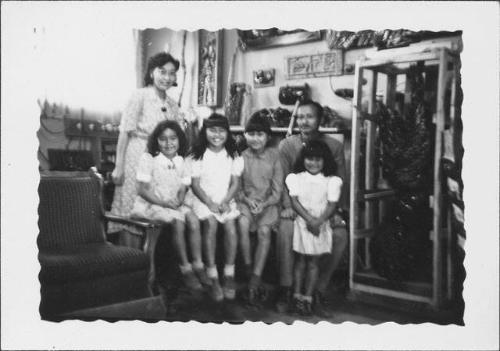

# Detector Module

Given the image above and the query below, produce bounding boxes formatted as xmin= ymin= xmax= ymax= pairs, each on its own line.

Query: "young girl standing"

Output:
xmin=190 ymin=113 xmax=243 ymax=302
xmin=130 ymin=120 xmax=210 ymax=292
xmin=285 ymin=140 xmax=342 ymax=316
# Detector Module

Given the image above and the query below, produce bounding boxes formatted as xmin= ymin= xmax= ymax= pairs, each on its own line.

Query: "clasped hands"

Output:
xmin=280 ymin=207 xmax=323 ymax=236
xmin=305 ymin=217 xmax=323 ymax=237
xmin=207 ymin=199 xmax=231 ymax=215
xmin=161 ymin=198 xmax=182 ymax=209
xmin=244 ymin=198 xmax=265 ymax=215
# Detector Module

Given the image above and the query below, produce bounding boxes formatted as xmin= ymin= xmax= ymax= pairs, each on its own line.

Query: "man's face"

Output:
xmin=296 ymin=105 xmax=320 ymax=134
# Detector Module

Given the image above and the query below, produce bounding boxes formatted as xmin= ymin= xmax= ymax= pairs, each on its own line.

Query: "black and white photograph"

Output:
xmin=1 ymin=1 xmax=499 ymax=350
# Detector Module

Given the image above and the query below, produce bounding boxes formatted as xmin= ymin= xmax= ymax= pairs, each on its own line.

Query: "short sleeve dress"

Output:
xmin=285 ymin=172 xmax=343 ymax=255
xmin=190 ymin=148 xmax=244 ymax=223
xmin=129 ymin=153 xmax=191 ymax=223
xmin=108 ymin=86 xmax=186 ymax=235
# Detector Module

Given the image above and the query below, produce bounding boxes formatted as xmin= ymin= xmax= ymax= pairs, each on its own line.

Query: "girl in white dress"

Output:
xmin=130 ymin=120 xmax=210 ymax=292
xmin=285 ymin=140 xmax=343 ymax=316
xmin=189 ymin=113 xmax=243 ymax=302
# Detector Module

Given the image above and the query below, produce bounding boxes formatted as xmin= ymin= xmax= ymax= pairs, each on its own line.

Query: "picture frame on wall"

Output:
xmin=198 ymin=30 xmax=223 ymax=107
xmin=238 ymin=29 xmax=322 ymax=50
xmin=285 ymin=50 xmax=343 ymax=79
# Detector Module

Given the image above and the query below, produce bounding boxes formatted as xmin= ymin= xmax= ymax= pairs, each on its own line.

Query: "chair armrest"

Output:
xmin=104 ymin=212 xmax=160 ymax=229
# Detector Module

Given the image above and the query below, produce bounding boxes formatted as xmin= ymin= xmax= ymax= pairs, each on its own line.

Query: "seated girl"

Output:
xmin=130 ymin=120 xmax=210 ymax=292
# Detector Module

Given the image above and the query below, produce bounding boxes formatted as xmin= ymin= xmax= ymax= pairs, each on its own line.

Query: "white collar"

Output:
xmin=302 ymin=171 xmax=326 ymax=182
xmin=205 ymin=147 xmax=228 ymax=158
xmin=157 ymin=153 xmax=182 ymax=168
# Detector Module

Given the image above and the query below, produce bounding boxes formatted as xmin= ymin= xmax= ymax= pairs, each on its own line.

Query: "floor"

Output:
xmin=60 ymin=278 xmax=462 ymax=325
xmin=81 ymin=232 xmax=463 ymax=325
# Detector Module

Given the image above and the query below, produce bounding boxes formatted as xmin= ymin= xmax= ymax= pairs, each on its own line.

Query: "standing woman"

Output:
xmin=109 ymin=52 xmax=186 ymax=245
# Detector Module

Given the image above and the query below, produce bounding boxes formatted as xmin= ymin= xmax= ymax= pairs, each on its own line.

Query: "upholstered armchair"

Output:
xmin=38 ymin=168 xmax=152 ymax=318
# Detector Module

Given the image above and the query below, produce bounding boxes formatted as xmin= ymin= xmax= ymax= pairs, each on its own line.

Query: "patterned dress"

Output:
xmin=129 ymin=153 xmax=191 ymax=223
xmin=108 ymin=86 xmax=185 ymax=235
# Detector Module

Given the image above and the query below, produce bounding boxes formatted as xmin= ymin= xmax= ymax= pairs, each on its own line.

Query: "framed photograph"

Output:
xmin=253 ymin=68 xmax=275 ymax=88
xmin=238 ymin=29 xmax=322 ymax=50
xmin=285 ymin=50 xmax=343 ymax=79
xmin=198 ymin=30 xmax=223 ymax=107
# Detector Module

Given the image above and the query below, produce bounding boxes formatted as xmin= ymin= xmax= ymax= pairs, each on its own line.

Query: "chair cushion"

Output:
xmin=39 ymin=242 xmax=149 ymax=284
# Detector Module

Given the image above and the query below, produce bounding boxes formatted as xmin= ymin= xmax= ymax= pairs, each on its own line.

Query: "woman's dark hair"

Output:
xmin=147 ymin=120 xmax=188 ymax=157
xmin=143 ymin=52 xmax=180 ymax=87
xmin=293 ymin=139 xmax=337 ymax=177
xmin=191 ymin=113 xmax=238 ymax=160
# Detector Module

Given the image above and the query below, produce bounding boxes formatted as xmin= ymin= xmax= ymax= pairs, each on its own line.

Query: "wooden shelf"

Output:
xmin=350 ymin=47 xmax=459 ymax=309
xmin=358 ymin=189 xmax=396 ymax=201
xmin=353 ymin=269 xmax=432 ymax=298
xmin=230 ymin=126 xmax=346 ymax=134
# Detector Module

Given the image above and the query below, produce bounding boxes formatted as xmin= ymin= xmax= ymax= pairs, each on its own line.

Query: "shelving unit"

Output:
xmin=64 ymin=117 xmax=119 ymax=173
xmin=349 ymin=47 xmax=460 ymax=309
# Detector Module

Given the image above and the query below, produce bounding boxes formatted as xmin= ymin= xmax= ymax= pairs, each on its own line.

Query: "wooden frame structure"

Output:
xmin=349 ymin=47 xmax=460 ymax=309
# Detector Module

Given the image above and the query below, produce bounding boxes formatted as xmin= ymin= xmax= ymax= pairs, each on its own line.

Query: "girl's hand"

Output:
xmin=207 ymin=200 xmax=220 ymax=214
xmin=111 ymin=167 xmax=124 ymax=185
xmin=162 ymin=199 xmax=179 ymax=209
xmin=306 ymin=218 xmax=322 ymax=236
xmin=251 ymin=202 xmax=264 ymax=215
xmin=246 ymin=198 xmax=259 ymax=212
xmin=306 ymin=223 xmax=321 ymax=236
xmin=219 ymin=201 xmax=230 ymax=213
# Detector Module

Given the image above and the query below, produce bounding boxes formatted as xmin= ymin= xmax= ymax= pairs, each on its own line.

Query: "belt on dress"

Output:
xmin=129 ymin=131 xmax=149 ymax=140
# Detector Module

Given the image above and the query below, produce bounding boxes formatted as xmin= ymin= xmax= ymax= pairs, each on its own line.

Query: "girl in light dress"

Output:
xmin=189 ymin=113 xmax=243 ymax=302
xmin=130 ymin=120 xmax=210 ymax=292
xmin=285 ymin=139 xmax=343 ymax=316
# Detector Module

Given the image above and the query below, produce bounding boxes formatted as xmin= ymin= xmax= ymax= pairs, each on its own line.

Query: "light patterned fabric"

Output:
xmin=286 ymin=172 xmax=342 ymax=255
xmin=108 ymin=87 xmax=185 ymax=235
xmin=130 ymin=153 xmax=191 ymax=223
xmin=190 ymin=149 xmax=244 ymax=222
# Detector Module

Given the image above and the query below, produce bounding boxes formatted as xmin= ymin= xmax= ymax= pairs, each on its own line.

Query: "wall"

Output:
xmin=38 ymin=29 xmax=461 ymax=170
xmin=223 ymin=29 xmax=359 ymax=122
xmin=141 ymin=28 xmax=374 ymax=123
xmin=142 ymin=28 xmax=200 ymax=111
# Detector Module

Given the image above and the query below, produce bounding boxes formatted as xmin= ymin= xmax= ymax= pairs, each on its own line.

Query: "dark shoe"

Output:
xmin=210 ymin=278 xmax=224 ymax=302
xmin=256 ymin=285 xmax=270 ymax=303
xmin=182 ymin=270 xmax=203 ymax=291
xmin=245 ymin=264 xmax=253 ymax=282
xmin=247 ymin=287 xmax=258 ymax=307
xmin=275 ymin=287 xmax=292 ymax=313
xmin=194 ymin=268 xmax=212 ymax=288
xmin=313 ymin=290 xmax=334 ymax=318
xmin=292 ymin=297 xmax=304 ymax=315
xmin=301 ymin=299 xmax=313 ymax=316
xmin=223 ymin=275 xmax=236 ymax=300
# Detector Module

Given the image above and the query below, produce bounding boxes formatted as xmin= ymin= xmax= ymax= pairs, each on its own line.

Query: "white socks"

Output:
xmin=193 ymin=260 xmax=204 ymax=271
xmin=207 ymin=265 xmax=218 ymax=279
xmin=224 ymin=264 xmax=235 ymax=277
xmin=179 ymin=263 xmax=193 ymax=274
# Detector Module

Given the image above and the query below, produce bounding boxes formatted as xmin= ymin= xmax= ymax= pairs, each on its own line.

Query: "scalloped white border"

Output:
xmin=2 ymin=1 xmax=499 ymax=350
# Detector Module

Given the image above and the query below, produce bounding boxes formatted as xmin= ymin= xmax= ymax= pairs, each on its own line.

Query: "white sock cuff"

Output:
xmin=303 ymin=295 xmax=313 ymax=303
xmin=192 ymin=260 xmax=204 ymax=271
xmin=224 ymin=264 xmax=235 ymax=277
xmin=179 ymin=263 xmax=193 ymax=274
xmin=207 ymin=266 xmax=218 ymax=279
